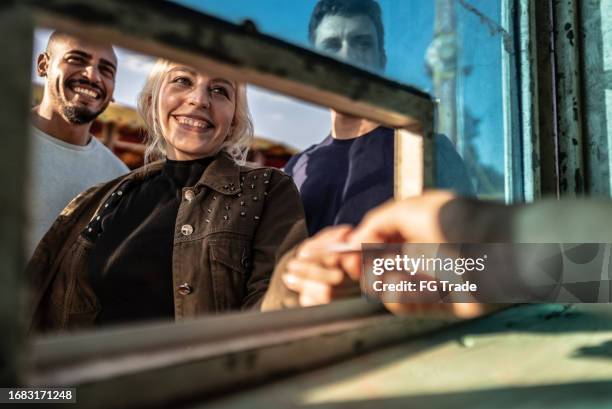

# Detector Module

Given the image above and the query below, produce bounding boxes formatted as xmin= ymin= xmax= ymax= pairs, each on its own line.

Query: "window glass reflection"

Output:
xmin=173 ymin=0 xmax=509 ymax=199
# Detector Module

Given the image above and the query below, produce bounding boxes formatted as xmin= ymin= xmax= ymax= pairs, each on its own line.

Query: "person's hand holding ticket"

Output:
xmin=282 ymin=225 xmax=361 ymax=307
xmin=282 ymin=191 xmax=495 ymax=318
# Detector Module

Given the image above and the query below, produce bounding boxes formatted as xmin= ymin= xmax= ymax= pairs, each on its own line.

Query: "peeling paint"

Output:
xmin=580 ymin=0 xmax=612 ymax=195
xmin=564 ymin=22 xmax=575 ymax=46
xmin=575 ymin=168 xmax=584 ymax=193
xmin=554 ymin=0 xmax=585 ymax=196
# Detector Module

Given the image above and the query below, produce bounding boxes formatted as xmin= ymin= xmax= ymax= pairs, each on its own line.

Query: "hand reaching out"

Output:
xmin=282 ymin=225 xmax=360 ymax=307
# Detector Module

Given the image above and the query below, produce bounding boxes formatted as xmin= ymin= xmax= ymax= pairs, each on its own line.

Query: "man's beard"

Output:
xmin=56 ymin=78 xmax=107 ymax=125
xmin=61 ymin=104 xmax=104 ymax=125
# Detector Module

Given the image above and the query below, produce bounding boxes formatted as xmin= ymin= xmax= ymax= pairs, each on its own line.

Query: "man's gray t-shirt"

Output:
xmin=26 ymin=126 xmax=129 ymax=258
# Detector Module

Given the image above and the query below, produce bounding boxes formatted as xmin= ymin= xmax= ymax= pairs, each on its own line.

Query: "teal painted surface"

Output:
xmin=501 ymin=0 xmax=524 ymax=203
xmin=554 ymin=0 xmax=586 ymax=196
xmin=580 ymin=0 xmax=612 ymax=196
xmin=519 ymin=0 xmax=539 ymax=201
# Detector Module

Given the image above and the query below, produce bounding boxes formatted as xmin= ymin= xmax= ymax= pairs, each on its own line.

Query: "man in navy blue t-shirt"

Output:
xmin=284 ymin=0 xmax=474 ymax=236
xmin=285 ymin=127 xmax=474 ymax=236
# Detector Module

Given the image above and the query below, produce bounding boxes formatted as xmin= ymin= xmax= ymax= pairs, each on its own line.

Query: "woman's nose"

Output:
xmin=187 ymin=87 xmax=210 ymax=108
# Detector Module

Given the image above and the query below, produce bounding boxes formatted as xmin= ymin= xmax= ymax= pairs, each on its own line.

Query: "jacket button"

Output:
xmin=184 ymin=190 xmax=195 ymax=202
xmin=241 ymin=256 xmax=250 ymax=269
xmin=177 ymin=283 xmax=193 ymax=295
xmin=181 ymin=224 xmax=194 ymax=236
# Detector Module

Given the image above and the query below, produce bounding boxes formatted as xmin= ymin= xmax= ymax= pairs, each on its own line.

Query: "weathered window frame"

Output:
xmin=1 ymin=0 xmax=526 ymax=406
xmin=511 ymin=0 xmax=608 ymax=200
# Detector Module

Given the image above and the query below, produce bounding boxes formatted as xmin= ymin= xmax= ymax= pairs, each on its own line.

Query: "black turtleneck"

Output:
xmin=88 ymin=157 xmax=212 ymax=326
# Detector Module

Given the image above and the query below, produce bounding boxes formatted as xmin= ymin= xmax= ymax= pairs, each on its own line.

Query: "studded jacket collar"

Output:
xmin=26 ymin=152 xmax=308 ymax=333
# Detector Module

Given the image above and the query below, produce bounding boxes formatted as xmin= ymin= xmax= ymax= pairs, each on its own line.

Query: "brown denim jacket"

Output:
xmin=27 ymin=153 xmax=307 ymax=333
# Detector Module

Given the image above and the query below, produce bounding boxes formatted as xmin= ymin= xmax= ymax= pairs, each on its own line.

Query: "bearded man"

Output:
xmin=28 ymin=31 xmax=128 ymax=257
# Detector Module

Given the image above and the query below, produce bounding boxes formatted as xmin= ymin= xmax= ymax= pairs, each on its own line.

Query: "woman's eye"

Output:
xmin=210 ymin=86 xmax=229 ymax=98
xmin=172 ymin=76 xmax=192 ymax=86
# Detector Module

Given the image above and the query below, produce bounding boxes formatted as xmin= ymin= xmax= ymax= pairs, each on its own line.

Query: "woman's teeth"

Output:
xmin=177 ymin=117 xmax=210 ymax=129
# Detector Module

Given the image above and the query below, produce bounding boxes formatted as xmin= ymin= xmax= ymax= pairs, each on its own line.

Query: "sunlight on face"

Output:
xmin=158 ymin=65 xmax=236 ymax=160
xmin=43 ymin=36 xmax=117 ymax=124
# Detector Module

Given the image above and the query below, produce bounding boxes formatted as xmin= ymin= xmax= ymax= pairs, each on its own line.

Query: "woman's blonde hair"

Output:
xmin=137 ymin=59 xmax=254 ymax=164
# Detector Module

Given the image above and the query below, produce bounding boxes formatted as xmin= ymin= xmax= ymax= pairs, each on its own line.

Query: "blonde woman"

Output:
xmin=27 ymin=60 xmax=307 ymax=332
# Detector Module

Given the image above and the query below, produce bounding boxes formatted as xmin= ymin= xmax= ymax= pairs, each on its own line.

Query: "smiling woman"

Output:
xmin=139 ymin=59 xmax=253 ymax=164
xmin=26 ymin=59 xmax=308 ymax=333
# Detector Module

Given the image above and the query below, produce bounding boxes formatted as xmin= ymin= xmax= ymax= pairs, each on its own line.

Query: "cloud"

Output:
xmin=115 ymin=49 xmax=156 ymax=75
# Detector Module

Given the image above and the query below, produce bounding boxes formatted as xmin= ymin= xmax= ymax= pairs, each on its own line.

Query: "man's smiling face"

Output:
xmin=38 ymin=35 xmax=117 ymax=124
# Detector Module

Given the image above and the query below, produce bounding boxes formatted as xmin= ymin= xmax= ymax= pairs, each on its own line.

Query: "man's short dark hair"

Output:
xmin=308 ymin=0 xmax=386 ymax=62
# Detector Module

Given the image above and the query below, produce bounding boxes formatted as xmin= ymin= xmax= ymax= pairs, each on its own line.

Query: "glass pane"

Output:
xmin=171 ymin=0 xmax=511 ymax=200
xmin=455 ymin=0 xmax=506 ymax=199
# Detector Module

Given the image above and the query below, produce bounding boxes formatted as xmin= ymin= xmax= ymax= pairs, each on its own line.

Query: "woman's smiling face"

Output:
xmin=158 ymin=64 xmax=236 ymax=160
